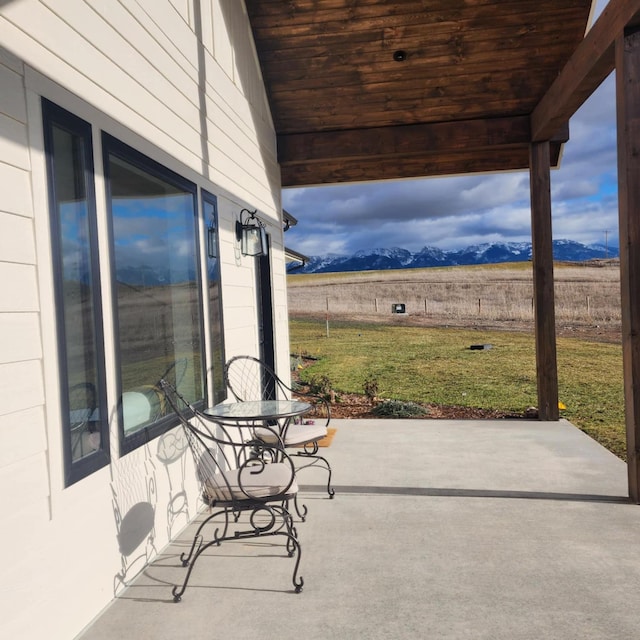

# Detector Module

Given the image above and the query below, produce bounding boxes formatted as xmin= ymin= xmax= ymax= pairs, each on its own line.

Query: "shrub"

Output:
xmin=371 ymin=400 xmax=430 ymax=418
xmin=363 ymin=375 xmax=379 ymax=403
xmin=308 ymin=374 xmax=334 ymax=400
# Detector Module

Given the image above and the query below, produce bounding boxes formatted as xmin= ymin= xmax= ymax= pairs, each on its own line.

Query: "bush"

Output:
xmin=308 ymin=374 xmax=334 ymax=400
xmin=371 ymin=400 xmax=430 ymax=418
xmin=363 ymin=375 xmax=379 ymax=403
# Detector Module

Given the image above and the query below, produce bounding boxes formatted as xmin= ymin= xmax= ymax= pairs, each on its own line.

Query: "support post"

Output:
xmin=616 ymin=27 xmax=640 ymax=502
xmin=529 ymin=141 xmax=559 ymax=420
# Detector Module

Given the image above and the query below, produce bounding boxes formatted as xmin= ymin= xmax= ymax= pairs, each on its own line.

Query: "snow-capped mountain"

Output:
xmin=290 ymin=240 xmax=618 ymax=274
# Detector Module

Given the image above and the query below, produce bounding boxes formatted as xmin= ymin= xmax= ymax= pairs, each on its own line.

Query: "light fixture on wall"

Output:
xmin=236 ymin=208 xmax=268 ymax=257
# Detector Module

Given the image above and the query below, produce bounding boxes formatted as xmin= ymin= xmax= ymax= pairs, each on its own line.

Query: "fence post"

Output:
xmin=326 ymin=297 xmax=330 ymax=338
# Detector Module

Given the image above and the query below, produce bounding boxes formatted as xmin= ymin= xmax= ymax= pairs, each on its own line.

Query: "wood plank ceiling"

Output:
xmin=245 ymin=0 xmax=595 ymax=187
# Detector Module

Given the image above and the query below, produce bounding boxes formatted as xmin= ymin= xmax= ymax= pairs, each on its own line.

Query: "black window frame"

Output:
xmin=42 ymin=98 xmax=110 ymax=486
xmin=102 ymin=133 xmax=207 ymax=455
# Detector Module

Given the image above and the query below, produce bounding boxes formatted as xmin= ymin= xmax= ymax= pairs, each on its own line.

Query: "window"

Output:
xmin=202 ymin=190 xmax=226 ymax=403
xmin=44 ymin=99 xmax=217 ymax=470
xmin=43 ymin=99 xmax=109 ymax=485
xmin=103 ymin=135 xmax=205 ymax=452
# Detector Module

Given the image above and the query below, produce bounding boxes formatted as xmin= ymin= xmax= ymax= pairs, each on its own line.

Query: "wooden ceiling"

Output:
xmin=245 ymin=0 xmax=595 ymax=187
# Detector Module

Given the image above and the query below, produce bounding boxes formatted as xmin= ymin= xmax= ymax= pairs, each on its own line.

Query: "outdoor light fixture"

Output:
xmin=236 ymin=208 xmax=268 ymax=257
xmin=393 ymin=50 xmax=407 ymax=62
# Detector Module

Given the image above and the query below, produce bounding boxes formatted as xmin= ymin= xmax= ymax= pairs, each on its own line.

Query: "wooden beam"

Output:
xmin=281 ymin=141 xmax=566 ymax=187
xmin=616 ymin=26 xmax=640 ymax=503
xmin=278 ymin=117 xmax=532 ymax=165
xmin=532 ymin=0 xmax=640 ymax=142
xmin=529 ymin=141 xmax=559 ymax=421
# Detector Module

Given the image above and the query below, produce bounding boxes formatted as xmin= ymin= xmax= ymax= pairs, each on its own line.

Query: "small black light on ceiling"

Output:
xmin=235 ymin=208 xmax=268 ymax=257
xmin=393 ymin=50 xmax=407 ymax=62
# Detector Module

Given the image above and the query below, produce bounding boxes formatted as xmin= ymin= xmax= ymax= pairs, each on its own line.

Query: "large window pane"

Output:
xmin=103 ymin=136 xmax=204 ymax=445
xmin=43 ymin=100 xmax=109 ymax=484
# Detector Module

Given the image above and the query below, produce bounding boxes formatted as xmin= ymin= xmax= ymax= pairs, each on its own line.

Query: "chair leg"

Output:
xmin=293 ymin=451 xmax=335 ymax=498
xmin=172 ymin=504 xmax=303 ymax=601
xmin=285 ymin=532 xmax=304 ymax=593
xmin=292 ymin=494 xmax=308 ymax=521
xmin=179 ymin=508 xmax=230 ymax=567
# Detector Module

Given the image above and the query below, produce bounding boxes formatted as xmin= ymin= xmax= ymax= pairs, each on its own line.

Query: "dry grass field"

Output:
xmin=288 ymin=261 xmax=621 ymax=342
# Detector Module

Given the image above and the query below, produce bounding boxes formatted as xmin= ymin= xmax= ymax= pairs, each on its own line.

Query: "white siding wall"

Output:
xmin=0 ymin=0 xmax=280 ymax=214
xmin=0 ymin=2 xmax=288 ymax=638
xmin=0 ymin=46 xmax=49 ymax=636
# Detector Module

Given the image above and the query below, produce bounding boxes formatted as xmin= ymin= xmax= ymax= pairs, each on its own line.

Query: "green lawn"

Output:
xmin=290 ymin=318 xmax=626 ymax=459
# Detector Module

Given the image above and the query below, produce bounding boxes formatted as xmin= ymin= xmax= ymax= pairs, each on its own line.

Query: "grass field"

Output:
xmin=288 ymin=263 xmax=626 ymax=460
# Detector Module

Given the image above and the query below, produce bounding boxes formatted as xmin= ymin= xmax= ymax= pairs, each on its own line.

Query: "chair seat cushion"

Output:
xmin=204 ymin=461 xmax=297 ymax=503
xmin=255 ymin=423 xmax=327 ymax=447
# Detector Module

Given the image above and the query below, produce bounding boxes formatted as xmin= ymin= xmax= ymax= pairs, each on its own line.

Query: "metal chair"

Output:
xmin=224 ymin=355 xmax=335 ymax=512
xmin=159 ymin=379 xmax=303 ymax=601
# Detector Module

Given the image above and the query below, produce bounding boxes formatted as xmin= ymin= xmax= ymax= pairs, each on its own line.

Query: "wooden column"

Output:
xmin=529 ymin=141 xmax=560 ymax=421
xmin=616 ymin=27 xmax=640 ymax=503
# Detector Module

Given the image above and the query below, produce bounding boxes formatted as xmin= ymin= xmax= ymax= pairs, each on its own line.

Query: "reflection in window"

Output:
xmin=43 ymin=99 xmax=109 ymax=485
xmin=103 ymin=136 xmax=204 ymax=445
xmin=202 ymin=191 xmax=226 ymax=403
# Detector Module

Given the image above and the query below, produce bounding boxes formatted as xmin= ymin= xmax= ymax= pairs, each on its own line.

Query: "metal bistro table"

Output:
xmin=204 ymin=399 xmax=312 ymax=443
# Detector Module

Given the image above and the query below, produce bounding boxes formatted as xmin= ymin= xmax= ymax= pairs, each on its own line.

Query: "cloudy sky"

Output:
xmin=282 ymin=1 xmax=618 ymax=257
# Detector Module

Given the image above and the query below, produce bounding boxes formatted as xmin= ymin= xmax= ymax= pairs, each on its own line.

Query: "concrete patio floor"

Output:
xmin=79 ymin=418 xmax=640 ymax=639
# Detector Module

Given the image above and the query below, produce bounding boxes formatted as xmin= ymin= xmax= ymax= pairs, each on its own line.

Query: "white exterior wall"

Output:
xmin=0 ymin=2 xmax=289 ymax=638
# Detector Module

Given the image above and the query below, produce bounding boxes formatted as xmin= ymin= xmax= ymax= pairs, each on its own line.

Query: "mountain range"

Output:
xmin=289 ymin=240 xmax=618 ymax=274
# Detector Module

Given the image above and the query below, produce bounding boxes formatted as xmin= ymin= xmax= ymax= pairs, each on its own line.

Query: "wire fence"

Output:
xmin=288 ymin=270 xmax=621 ymax=325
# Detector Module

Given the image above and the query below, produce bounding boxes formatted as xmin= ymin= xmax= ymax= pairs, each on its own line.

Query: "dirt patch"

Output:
xmin=292 ymin=359 xmax=528 ymax=420
xmin=324 ymin=392 xmax=525 ymax=420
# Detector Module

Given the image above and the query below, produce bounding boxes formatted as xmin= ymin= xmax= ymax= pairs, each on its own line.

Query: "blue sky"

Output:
xmin=282 ymin=1 xmax=618 ymax=257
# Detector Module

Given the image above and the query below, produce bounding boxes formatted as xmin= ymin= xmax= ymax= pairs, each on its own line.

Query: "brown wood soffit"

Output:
xmin=277 ymin=118 xmax=567 ymax=185
xmin=244 ymin=0 xmax=632 ymax=186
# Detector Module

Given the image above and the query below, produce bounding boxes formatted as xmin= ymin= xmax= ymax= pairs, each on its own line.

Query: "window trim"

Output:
xmin=102 ymin=133 xmax=207 ymax=455
xmin=202 ymin=189 xmax=227 ymax=405
xmin=42 ymin=98 xmax=110 ymax=486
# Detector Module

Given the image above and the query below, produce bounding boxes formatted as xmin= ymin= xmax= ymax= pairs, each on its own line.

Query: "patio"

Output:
xmin=79 ymin=418 xmax=640 ymax=639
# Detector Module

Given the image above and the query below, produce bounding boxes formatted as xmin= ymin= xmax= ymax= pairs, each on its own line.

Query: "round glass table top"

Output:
xmin=204 ymin=399 xmax=311 ymax=421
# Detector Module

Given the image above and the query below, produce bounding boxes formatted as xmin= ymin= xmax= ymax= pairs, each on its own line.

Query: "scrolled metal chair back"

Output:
xmin=159 ymin=379 xmax=296 ymax=506
xmin=224 ymin=355 xmax=285 ymax=402
xmin=224 ymin=355 xmax=330 ymax=426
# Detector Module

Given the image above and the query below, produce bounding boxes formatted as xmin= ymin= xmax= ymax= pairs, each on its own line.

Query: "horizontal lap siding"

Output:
xmin=0 ymin=50 xmax=52 ymax=639
xmin=0 ymin=407 xmax=46 ymax=468
xmin=0 ymin=53 xmax=42 ymax=417
xmin=0 ymin=162 xmax=33 ymax=214
xmin=1 ymin=0 xmax=279 ymax=213
xmin=0 ymin=3 xmax=284 ymax=638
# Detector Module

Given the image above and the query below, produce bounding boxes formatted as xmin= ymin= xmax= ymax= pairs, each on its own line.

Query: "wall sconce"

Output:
xmin=235 ymin=208 xmax=268 ymax=257
xmin=207 ymin=220 xmax=217 ymax=258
